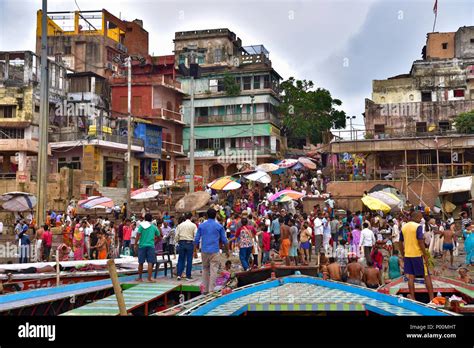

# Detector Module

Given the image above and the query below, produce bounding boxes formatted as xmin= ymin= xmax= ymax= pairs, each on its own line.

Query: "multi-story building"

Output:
xmin=48 ymin=71 xmax=145 ymax=198
xmin=174 ymin=29 xmax=284 ymax=182
xmin=36 ymin=9 xmax=149 ymax=78
xmin=327 ymin=26 xmax=474 ymax=211
xmin=110 ymin=55 xmax=185 ymax=184
xmin=0 ymin=50 xmax=67 ymax=189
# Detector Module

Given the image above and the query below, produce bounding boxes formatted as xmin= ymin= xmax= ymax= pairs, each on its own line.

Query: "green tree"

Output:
xmin=454 ymin=110 xmax=474 ymax=134
xmin=278 ymin=77 xmax=346 ymax=145
xmin=223 ymin=72 xmax=240 ymax=97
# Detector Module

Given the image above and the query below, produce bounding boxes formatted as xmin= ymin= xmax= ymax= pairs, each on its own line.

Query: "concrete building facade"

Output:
xmin=174 ymin=29 xmax=284 ymax=182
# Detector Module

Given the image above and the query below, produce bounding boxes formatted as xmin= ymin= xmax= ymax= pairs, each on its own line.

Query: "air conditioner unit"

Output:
xmin=106 ymin=62 xmax=113 ymax=70
xmin=112 ymin=65 xmax=118 ymax=72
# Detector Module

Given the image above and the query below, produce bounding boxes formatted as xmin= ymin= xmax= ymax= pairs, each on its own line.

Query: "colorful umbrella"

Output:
xmin=361 ymin=195 xmax=391 ymax=213
xmin=131 ymin=188 xmax=159 ymax=200
xmin=148 ymin=180 xmax=174 ymax=190
xmin=244 ymin=170 xmax=271 ymax=184
xmin=298 ymin=157 xmax=317 ymax=170
xmin=79 ymin=196 xmax=114 ymax=209
xmin=368 ymin=191 xmax=401 ymax=210
xmin=208 ymin=176 xmax=241 ymax=191
xmin=268 ymin=189 xmax=306 ymax=202
xmin=256 ymin=163 xmax=279 ymax=172
xmin=278 ymin=159 xmax=298 ymax=169
xmin=1 ymin=194 xmax=37 ymax=212
xmin=175 ymin=191 xmax=211 ymax=213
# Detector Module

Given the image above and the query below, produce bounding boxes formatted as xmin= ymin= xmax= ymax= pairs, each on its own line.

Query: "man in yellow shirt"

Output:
xmin=400 ymin=211 xmax=434 ymax=301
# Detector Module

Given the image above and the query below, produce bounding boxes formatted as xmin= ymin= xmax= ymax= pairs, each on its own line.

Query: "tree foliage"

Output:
xmin=223 ymin=73 xmax=240 ymax=97
xmin=454 ymin=110 xmax=474 ymax=134
xmin=278 ymin=77 xmax=347 ymax=144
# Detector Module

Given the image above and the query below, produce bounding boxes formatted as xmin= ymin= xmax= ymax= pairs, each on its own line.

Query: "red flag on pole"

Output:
xmin=433 ymin=0 xmax=438 ymax=15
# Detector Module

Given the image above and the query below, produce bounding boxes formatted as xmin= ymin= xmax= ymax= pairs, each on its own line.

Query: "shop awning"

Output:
xmin=439 ymin=176 xmax=473 ymax=195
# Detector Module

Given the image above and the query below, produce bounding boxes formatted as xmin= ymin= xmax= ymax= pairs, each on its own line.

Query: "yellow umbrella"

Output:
xmin=208 ymin=176 xmax=241 ymax=191
xmin=361 ymin=195 xmax=391 ymax=213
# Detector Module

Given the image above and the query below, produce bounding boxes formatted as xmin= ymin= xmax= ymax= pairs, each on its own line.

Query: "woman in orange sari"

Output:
xmin=62 ymin=220 xmax=72 ymax=247
xmin=95 ymin=231 xmax=108 ymax=260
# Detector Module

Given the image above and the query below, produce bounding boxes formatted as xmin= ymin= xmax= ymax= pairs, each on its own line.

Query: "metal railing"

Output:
xmin=330 ymin=128 xmax=465 ymax=142
xmin=196 ymin=112 xmax=280 ymax=125
xmin=162 ymin=141 xmax=184 ymax=154
xmin=0 ymin=173 xmax=16 ymax=180
xmin=49 ymin=132 xmax=144 ymax=147
xmin=329 ymin=163 xmax=474 ymax=182
xmin=190 ymin=146 xmax=273 ymax=157
xmin=151 ymin=108 xmax=183 ymax=123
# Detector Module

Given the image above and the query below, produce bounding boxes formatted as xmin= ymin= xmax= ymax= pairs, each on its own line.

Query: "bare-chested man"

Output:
xmin=442 ymin=223 xmax=456 ymax=267
xmin=327 ymin=257 xmax=342 ymax=281
xmin=279 ymin=222 xmax=291 ymax=266
xmin=363 ymin=260 xmax=381 ymax=289
xmin=347 ymin=257 xmax=364 ymax=286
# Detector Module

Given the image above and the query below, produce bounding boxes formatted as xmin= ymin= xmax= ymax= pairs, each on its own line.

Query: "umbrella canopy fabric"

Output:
xmin=208 ymin=176 xmax=241 ymax=191
xmin=268 ymin=189 xmax=306 ymax=203
xmin=148 ymin=180 xmax=174 ymax=190
xmin=278 ymin=159 xmax=298 ymax=169
xmin=368 ymin=191 xmax=401 ymax=209
xmin=244 ymin=170 xmax=271 ymax=184
xmin=361 ymin=195 xmax=391 ymax=213
xmin=131 ymin=188 xmax=159 ymax=200
xmin=0 ymin=191 xmax=35 ymax=201
xmin=79 ymin=196 xmax=114 ymax=209
xmin=2 ymin=195 xmax=37 ymax=212
xmin=231 ymin=169 xmax=258 ymax=177
xmin=298 ymin=157 xmax=317 ymax=170
xmin=256 ymin=163 xmax=279 ymax=172
xmin=175 ymin=191 xmax=211 ymax=213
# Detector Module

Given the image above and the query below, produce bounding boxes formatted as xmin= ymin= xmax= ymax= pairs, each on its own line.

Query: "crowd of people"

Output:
xmin=5 ymin=169 xmax=474 ymax=298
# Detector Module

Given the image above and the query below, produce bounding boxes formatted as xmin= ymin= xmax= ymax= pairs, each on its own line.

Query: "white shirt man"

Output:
xmin=359 ymin=226 xmax=376 ymax=248
xmin=391 ymin=223 xmax=400 ymax=243
xmin=0 ymin=221 xmax=3 ymax=235
xmin=313 ymin=217 xmax=323 ymax=236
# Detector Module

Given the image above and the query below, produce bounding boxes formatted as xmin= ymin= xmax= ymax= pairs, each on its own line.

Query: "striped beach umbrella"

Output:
xmin=268 ymin=189 xmax=306 ymax=202
xmin=79 ymin=196 xmax=114 ymax=209
xmin=131 ymin=188 xmax=159 ymax=200
xmin=208 ymin=176 xmax=241 ymax=191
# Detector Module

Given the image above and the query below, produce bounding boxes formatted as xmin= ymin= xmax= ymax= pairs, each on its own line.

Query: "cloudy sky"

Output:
xmin=1 ymin=0 xmax=473 ymax=131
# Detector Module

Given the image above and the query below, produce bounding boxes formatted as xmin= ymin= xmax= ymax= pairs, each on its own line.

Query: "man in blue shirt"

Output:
xmin=194 ymin=208 xmax=229 ymax=294
xmin=271 ymin=216 xmax=282 ymax=250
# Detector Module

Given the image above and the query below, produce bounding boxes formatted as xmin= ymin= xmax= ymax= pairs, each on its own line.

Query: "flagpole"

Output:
xmin=432 ymin=13 xmax=437 ymax=32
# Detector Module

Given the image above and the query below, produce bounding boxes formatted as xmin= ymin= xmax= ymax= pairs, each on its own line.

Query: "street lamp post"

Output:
xmin=346 ymin=115 xmax=356 ymax=140
xmin=250 ymin=95 xmax=255 ymax=166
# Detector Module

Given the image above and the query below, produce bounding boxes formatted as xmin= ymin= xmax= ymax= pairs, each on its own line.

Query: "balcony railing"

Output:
xmin=162 ymin=141 xmax=183 ymax=154
xmin=330 ymin=128 xmax=460 ymax=142
xmin=151 ymin=108 xmax=184 ymax=123
xmin=190 ymin=146 xmax=273 ymax=157
xmin=49 ymin=132 xmax=144 ymax=147
xmin=196 ymin=112 xmax=280 ymax=125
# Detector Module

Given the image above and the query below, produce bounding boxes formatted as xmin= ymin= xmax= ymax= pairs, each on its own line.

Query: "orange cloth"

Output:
xmin=98 ymin=249 xmax=107 ymax=260
xmin=279 ymin=238 xmax=291 ymax=258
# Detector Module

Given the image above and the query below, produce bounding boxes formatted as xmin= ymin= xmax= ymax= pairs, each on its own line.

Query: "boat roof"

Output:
xmin=380 ymin=276 xmax=474 ymax=299
xmin=179 ymin=275 xmax=454 ymax=316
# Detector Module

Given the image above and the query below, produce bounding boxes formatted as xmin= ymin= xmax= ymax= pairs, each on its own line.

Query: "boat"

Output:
xmin=236 ymin=264 xmax=319 ymax=287
xmin=379 ymin=275 xmax=474 ymax=314
xmin=157 ymin=275 xmax=455 ymax=316
xmin=0 ymin=258 xmax=139 ymax=293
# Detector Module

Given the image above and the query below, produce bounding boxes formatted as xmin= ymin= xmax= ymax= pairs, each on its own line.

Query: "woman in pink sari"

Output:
xmin=351 ymin=224 xmax=362 ymax=257
xmin=72 ymin=226 xmax=85 ymax=260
